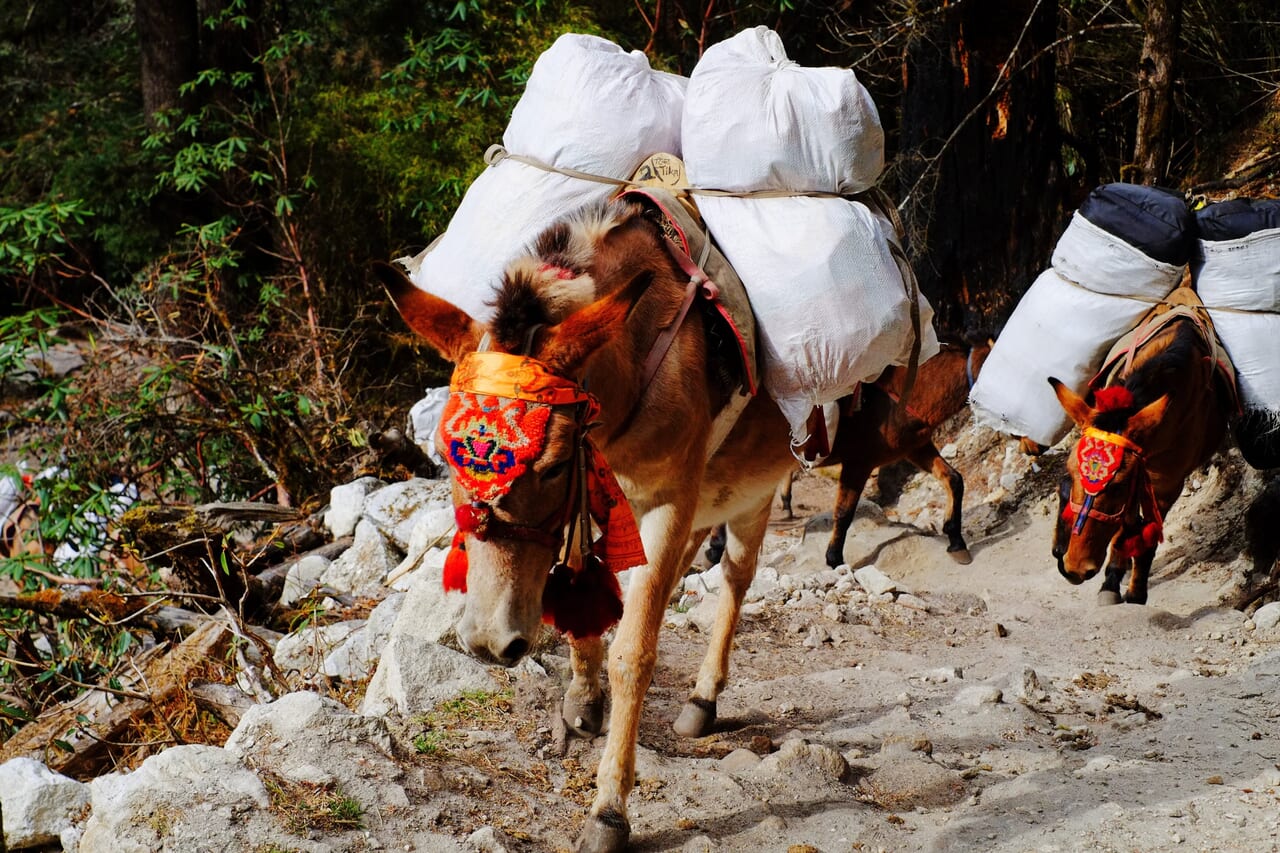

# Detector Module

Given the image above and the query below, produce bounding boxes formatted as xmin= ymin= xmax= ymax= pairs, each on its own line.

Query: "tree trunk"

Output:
xmin=134 ymin=0 xmax=199 ymax=127
xmin=897 ymin=0 xmax=1062 ymax=338
xmin=1131 ymin=0 xmax=1184 ymax=186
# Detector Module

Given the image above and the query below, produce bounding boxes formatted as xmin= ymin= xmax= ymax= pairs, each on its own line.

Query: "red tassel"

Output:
xmin=1094 ymin=386 xmax=1134 ymax=412
xmin=542 ymin=555 xmax=624 ymax=639
xmin=1114 ymin=522 xmax=1163 ymax=559
xmin=443 ymin=531 xmax=468 ymax=593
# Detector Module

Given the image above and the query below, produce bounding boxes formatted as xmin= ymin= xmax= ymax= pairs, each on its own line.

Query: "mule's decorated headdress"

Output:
xmin=1064 ymin=419 xmax=1164 ymax=559
xmin=439 ymin=351 xmax=646 ymax=638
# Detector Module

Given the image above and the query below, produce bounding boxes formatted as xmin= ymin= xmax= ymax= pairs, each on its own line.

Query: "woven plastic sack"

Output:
xmin=1193 ymin=210 xmax=1280 ymax=440
xmin=969 ymin=269 xmax=1162 ymax=447
xmin=700 ymin=194 xmax=937 ymax=438
xmin=1051 ymin=212 xmax=1187 ymax=298
xmin=682 ymin=26 xmax=883 ymax=194
xmin=972 ymin=195 xmax=1188 ymax=447
xmin=401 ymin=34 xmax=687 ymax=324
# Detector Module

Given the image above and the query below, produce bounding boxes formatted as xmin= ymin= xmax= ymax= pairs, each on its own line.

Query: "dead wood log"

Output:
xmin=0 ymin=620 xmax=232 ymax=778
xmin=118 ymin=501 xmax=307 ymax=607
xmin=0 ymin=588 xmax=208 ymax=636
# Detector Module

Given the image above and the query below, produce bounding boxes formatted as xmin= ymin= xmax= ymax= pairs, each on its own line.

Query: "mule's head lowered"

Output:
xmin=373 ymin=202 xmax=667 ymax=664
xmin=1049 ymin=379 xmax=1168 ymax=584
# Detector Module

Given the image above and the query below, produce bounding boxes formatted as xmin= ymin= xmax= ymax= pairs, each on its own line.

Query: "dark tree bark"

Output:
xmin=134 ymin=0 xmax=200 ymax=127
xmin=897 ymin=0 xmax=1063 ymax=338
xmin=1130 ymin=0 xmax=1184 ymax=186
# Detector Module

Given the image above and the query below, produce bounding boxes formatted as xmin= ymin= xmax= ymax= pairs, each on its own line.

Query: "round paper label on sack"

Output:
xmin=631 ymin=153 xmax=689 ymax=189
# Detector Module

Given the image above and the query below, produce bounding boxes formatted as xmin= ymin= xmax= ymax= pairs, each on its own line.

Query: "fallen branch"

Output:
xmin=1189 ymin=150 xmax=1280 ymax=194
xmin=0 ymin=620 xmax=233 ymax=777
xmin=0 ymin=589 xmax=209 ymax=636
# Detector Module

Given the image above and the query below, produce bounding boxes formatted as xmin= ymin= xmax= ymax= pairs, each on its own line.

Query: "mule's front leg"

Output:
xmin=1124 ymin=549 xmax=1157 ymax=605
xmin=564 ymin=635 xmax=606 ymax=736
xmin=577 ymin=502 xmax=692 ymax=853
xmin=675 ymin=496 xmax=772 ymax=737
xmin=1097 ymin=556 xmax=1132 ymax=605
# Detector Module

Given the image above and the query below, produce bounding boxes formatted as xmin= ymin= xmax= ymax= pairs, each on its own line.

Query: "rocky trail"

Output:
xmin=4 ymin=411 xmax=1280 ymax=853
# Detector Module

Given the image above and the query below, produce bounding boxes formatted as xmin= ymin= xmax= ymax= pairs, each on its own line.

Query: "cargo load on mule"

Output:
xmin=397 ymin=33 xmax=687 ymax=324
xmin=1191 ymin=197 xmax=1280 ymax=469
xmin=682 ymin=26 xmax=939 ymax=456
xmin=398 ymin=26 xmax=938 ymax=465
xmin=970 ymin=183 xmax=1197 ymax=447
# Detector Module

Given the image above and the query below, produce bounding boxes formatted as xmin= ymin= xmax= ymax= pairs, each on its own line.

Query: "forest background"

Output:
xmin=0 ymin=0 xmax=1277 ymax=746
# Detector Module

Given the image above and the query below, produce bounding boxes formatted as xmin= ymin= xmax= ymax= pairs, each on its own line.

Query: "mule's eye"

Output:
xmin=541 ymin=461 xmax=570 ymax=481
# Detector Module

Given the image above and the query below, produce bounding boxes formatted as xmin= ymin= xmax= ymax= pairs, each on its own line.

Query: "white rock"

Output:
xmin=321 ymin=518 xmax=399 ymax=594
xmin=323 ymin=593 xmax=406 ymax=680
xmin=854 ymin=565 xmax=900 ymax=596
xmin=273 ymin=620 xmax=363 ymax=674
xmin=0 ymin=758 xmax=90 ymax=850
xmin=279 ymin=553 xmax=332 ymax=606
xmin=362 ymin=477 xmax=452 ymax=551
xmin=360 ymin=634 xmax=497 ymax=716
xmin=1253 ymin=602 xmax=1280 ymax=631
xmin=324 ymin=476 xmax=383 ymax=539
xmin=79 ymin=746 xmax=268 ymax=853
xmin=954 ymin=685 xmax=1003 ymax=706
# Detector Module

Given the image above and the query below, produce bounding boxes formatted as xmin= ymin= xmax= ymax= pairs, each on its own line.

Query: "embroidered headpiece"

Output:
xmin=439 ymin=351 xmax=646 ymax=638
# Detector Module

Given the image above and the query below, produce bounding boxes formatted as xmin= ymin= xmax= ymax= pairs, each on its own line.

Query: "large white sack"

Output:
xmin=1051 ymin=212 xmax=1186 ymax=298
xmin=682 ymin=26 xmax=883 ymax=193
xmin=700 ymin=194 xmax=937 ymax=437
xmin=1205 ymin=311 xmax=1280 ymax=412
xmin=403 ymin=34 xmax=687 ymax=324
xmin=970 ymin=269 xmax=1161 ymax=447
xmin=1193 ymin=228 xmax=1280 ymax=312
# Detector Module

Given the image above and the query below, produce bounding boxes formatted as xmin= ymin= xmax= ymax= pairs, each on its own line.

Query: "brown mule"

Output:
xmin=707 ymin=339 xmax=991 ymax=568
xmin=376 ymin=195 xmax=803 ymax=853
xmin=1050 ymin=286 xmax=1233 ymax=605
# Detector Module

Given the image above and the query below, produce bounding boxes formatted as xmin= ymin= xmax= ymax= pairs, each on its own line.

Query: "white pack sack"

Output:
xmin=682 ymin=26 xmax=883 ymax=194
xmin=971 ymin=209 xmax=1187 ymax=447
xmin=1052 ymin=212 xmax=1188 ymax=299
xmin=1202 ymin=311 xmax=1280 ymax=413
xmin=1193 ymin=227 xmax=1280 ymax=413
xmin=969 ymin=269 xmax=1162 ymax=447
xmin=682 ymin=26 xmax=926 ymax=439
xmin=402 ymin=34 xmax=687 ymax=324
xmin=1193 ymin=227 xmax=1280 ymax=312
xmin=700 ymin=194 xmax=937 ymax=437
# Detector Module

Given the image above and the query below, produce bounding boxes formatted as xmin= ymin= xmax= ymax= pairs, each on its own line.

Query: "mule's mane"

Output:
xmin=488 ymin=200 xmax=648 ymax=353
xmin=1093 ymin=317 xmax=1205 ymax=433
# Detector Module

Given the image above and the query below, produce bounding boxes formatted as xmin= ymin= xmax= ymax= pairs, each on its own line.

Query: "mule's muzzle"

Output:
xmin=460 ymin=630 xmax=534 ymax=668
xmin=1057 ymin=557 xmax=1099 ymax=585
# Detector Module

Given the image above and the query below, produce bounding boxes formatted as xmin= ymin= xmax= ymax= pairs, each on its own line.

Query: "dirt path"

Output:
xmin=398 ymin=420 xmax=1280 ymax=853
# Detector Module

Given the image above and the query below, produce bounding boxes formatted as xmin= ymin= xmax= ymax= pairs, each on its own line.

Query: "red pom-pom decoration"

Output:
xmin=1093 ymin=386 xmax=1134 ymax=413
xmin=542 ymin=555 xmax=624 ymax=639
xmin=1114 ymin=521 xmax=1163 ymax=559
xmin=443 ymin=530 xmax=469 ymax=593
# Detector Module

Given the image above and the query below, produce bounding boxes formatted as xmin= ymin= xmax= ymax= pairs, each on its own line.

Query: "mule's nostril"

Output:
xmin=501 ymin=637 xmax=530 ymax=663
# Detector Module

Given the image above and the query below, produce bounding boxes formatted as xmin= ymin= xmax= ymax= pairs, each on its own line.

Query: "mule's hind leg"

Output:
xmin=674 ymin=496 xmax=772 ymax=738
xmin=827 ymin=460 xmax=873 ymax=568
xmin=1123 ymin=550 xmax=1156 ymax=605
xmin=1097 ymin=556 xmax=1132 ymax=605
xmin=563 ymin=635 xmax=606 ymax=736
xmin=908 ymin=444 xmax=971 ymax=564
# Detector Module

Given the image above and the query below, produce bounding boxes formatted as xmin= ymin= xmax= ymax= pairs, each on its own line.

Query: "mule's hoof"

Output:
xmin=824 ymin=549 xmax=844 ymax=569
xmin=562 ymin=694 xmax=605 ymax=737
xmin=1097 ymin=590 xmax=1123 ymax=606
xmin=1122 ymin=593 xmax=1148 ymax=606
xmin=575 ymin=809 xmax=629 ymax=853
xmin=947 ymin=547 xmax=973 ymax=565
xmin=673 ymin=697 xmax=716 ymax=738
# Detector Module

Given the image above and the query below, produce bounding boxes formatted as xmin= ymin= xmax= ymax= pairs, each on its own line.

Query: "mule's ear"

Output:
xmin=1049 ymin=377 xmax=1094 ymax=427
xmin=536 ymin=271 xmax=649 ymax=377
xmin=373 ymin=261 xmax=483 ymax=363
xmin=1125 ymin=394 xmax=1170 ymax=440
